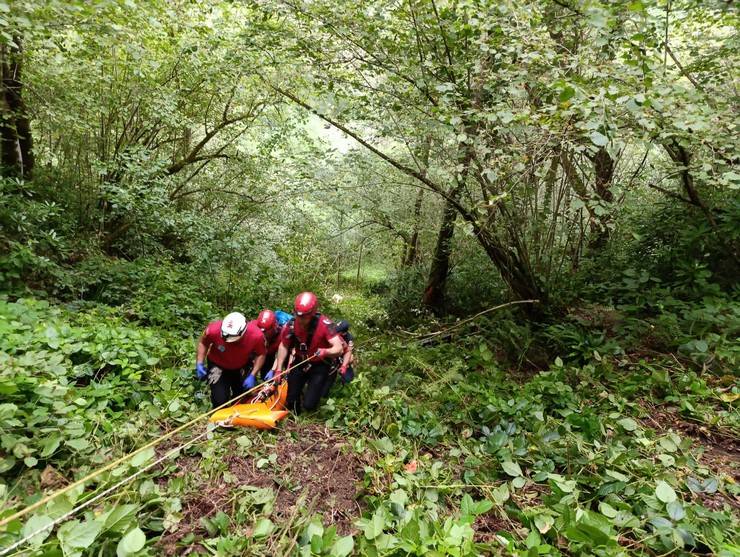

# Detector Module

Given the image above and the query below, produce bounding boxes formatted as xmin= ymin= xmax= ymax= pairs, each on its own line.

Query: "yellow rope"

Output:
xmin=0 ymin=429 xmax=211 ymax=556
xmin=0 ymin=360 xmax=304 ymax=530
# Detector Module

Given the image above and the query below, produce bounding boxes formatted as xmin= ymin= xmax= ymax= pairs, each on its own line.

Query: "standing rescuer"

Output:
xmin=271 ymin=292 xmax=343 ymax=413
xmin=253 ymin=309 xmax=282 ymax=380
xmin=195 ymin=312 xmax=266 ymax=408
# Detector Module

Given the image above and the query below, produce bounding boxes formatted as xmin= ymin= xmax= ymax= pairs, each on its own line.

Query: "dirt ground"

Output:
xmin=157 ymin=422 xmax=365 ymax=555
xmin=473 ymin=511 xmax=517 ymax=544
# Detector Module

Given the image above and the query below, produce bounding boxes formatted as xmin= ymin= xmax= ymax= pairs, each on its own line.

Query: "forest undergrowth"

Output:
xmin=0 ymin=284 xmax=737 ymax=557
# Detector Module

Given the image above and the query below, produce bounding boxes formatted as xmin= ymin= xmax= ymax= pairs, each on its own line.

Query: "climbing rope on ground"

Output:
xmin=0 ymin=429 xmax=210 ymax=557
xmin=0 ymin=358 xmax=309 ymax=536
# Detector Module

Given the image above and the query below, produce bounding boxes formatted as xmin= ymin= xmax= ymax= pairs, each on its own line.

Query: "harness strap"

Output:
xmin=288 ymin=313 xmax=320 ymax=361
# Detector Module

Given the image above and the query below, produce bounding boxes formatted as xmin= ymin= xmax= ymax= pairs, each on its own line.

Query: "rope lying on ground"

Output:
xmin=0 ymin=429 xmax=210 ymax=557
xmin=0 ymin=358 xmax=308 ymax=533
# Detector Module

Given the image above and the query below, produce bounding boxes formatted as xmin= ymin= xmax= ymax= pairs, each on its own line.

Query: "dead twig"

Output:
xmin=409 ymin=300 xmax=540 ymax=341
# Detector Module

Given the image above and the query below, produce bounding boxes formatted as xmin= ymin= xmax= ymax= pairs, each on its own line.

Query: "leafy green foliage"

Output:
xmin=1 ymin=1 xmax=738 ymax=556
xmin=0 ymin=297 xmax=195 ymax=479
xmin=316 ymin=292 xmax=739 ymax=555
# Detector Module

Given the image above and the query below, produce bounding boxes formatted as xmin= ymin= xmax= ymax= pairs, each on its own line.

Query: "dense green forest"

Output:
xmin=0 ymin=0 xmax=738 ymax=555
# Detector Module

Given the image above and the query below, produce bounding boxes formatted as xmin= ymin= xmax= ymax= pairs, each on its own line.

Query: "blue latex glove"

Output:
xmin=196 ymin=362 xmax=208 ymax=380
xmin=243 ymin=374 xmax=257 ymax=390
xmin=265 ymin=370 xmax=275 ymax=381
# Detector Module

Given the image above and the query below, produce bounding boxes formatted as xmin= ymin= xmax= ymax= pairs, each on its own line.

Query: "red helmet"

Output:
xmin=257 ymin=309 xmax=277 ymax=331
xmin=294 ymin=291 xmax=318 ymax=316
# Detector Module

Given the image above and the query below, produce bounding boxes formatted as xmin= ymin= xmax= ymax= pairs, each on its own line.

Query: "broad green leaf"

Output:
xmin=555 ymin=479 xmax=576 ymax=493
xmin=331 ymin=535 xmax=354 ymax=557
xmin=66 ymin=438 xmax=90 ymax=451
xmin=305 ymin=521 xmax=324 ymax=542
xmin=492 ymin=483 xmax=509 ymax=505
xmin=58 ymin=519 xmax=103 ymax=551
xmin=22 ymin=515 xmax=54 ymax=547
xmin=559 ymin=86 xmax=576 ymax=102
xmin=130 ymin=447 xmax=155 ymax=467
xmin=0 ymin=456 xmax=16 ymax=474
xmin=501 ymin=460 xmax=522 ymax=477
xmin=659 ymin=437 xmax=677 ymax=452
xmin=0 ymin=403 xmax=17 ymax=420
xmin=102 ymin=504 xmax=138 ymax=533
xmin=534 ymin=514 xmax=554 ymax=534
xmin=41 ymin=435 xmax=61 ymax=457
xmin=253 ymin=518 xmax=274 ymax=538
xmin=589 ymin=131 xmax=608 ymax=147
xmin=116 ymin=527 xmax=146 ymax=557
xmin=667 ymin=501 xmax=685 ymax=521
xmin=236 ymin=435 xmax=252 ymax=448
xmin=605 ymin=469 xmax=629 ymax=482
xmin=389 ymin=489 xmax=408 ymax=507
xmin=599 ymin=502 xmax=618 ymax=518
xmin=372 ymin=437 xmax=394 ymax=454
xmin=617 ymin=418 xmax=638 ymax=432
xmin=656 ymin=480 xmax=677 ymax=503
xmin=363 ymin=509 xmax=385 ymax=540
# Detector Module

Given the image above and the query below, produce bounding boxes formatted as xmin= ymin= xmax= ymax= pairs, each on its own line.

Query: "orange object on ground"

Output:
xmin=209 ymin=381 xmax=289 ymax=429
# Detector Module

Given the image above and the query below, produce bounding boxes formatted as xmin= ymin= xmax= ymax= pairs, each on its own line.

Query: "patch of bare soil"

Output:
xmin=639 ymin=401 xmax=740 ymax=510
xmin=158 ymin=422 xmax=365 ymax=555
xmin=153 ymin=435 xmax=202 ymax=487
xmin=40 ymin=465 xmax=67 ymax=490
xmin=159 ymin=484 xmax=230 ymax=556
xmin=473 ymin=511 xmax=515 ymax=544
xmin=274 ymin=422 xmax=364 ymax=531
xmin=511 ymin=482 xmax=549 ymax=508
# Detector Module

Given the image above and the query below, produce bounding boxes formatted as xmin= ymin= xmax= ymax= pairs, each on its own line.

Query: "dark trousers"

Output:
xmin=207 ymin=361 xmax=244 ymax=408
xmin=321 ymin=361 xmax=340 ymax=398
xmin=286 ymin=360 xmax=331 ymax=414
xmin=261 ymin=353 xmax=277 ymax=379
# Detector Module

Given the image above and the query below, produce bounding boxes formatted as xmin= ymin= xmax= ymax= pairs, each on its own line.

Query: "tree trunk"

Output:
xmin=422 ymin=194 xmax=457 ymax=314
xmin=662 ymin=140 xmax=716 ymax=228
xmin=0 ymin=39 xmax=34 ymax=179
xmin=403 ymin=187 xmax=424 ymax=266
xmin=589 ymin=146 xmax=614 ymax=249
xmin=474 ymin=223 xmax=546 ymax=305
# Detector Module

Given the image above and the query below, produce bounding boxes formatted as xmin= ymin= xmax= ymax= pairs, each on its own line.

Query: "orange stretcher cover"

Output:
xmin=209 ymin=382 xmax=289 ymax=429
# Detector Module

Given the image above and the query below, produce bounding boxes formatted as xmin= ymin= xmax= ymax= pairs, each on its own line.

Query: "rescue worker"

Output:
xmin=252 ymin=309 xmax=281 ymax=378
xmin=334 ymin=320 xmax=355 ymax=383
xmin=195 ymin=312 xmax=266 ymax=408
xmin=270 ymin=292 xmax=343 ymax=413
xmin=321 ymin=319 xmax=355 ymax=397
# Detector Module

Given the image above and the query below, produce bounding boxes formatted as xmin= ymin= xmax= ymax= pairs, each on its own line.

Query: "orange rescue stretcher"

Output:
xmin=209 ymin=381 xmax=289 ymax=429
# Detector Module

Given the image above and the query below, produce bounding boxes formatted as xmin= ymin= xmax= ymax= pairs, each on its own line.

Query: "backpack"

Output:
xmin=275 ymin=310 xmax=293 ymax=326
